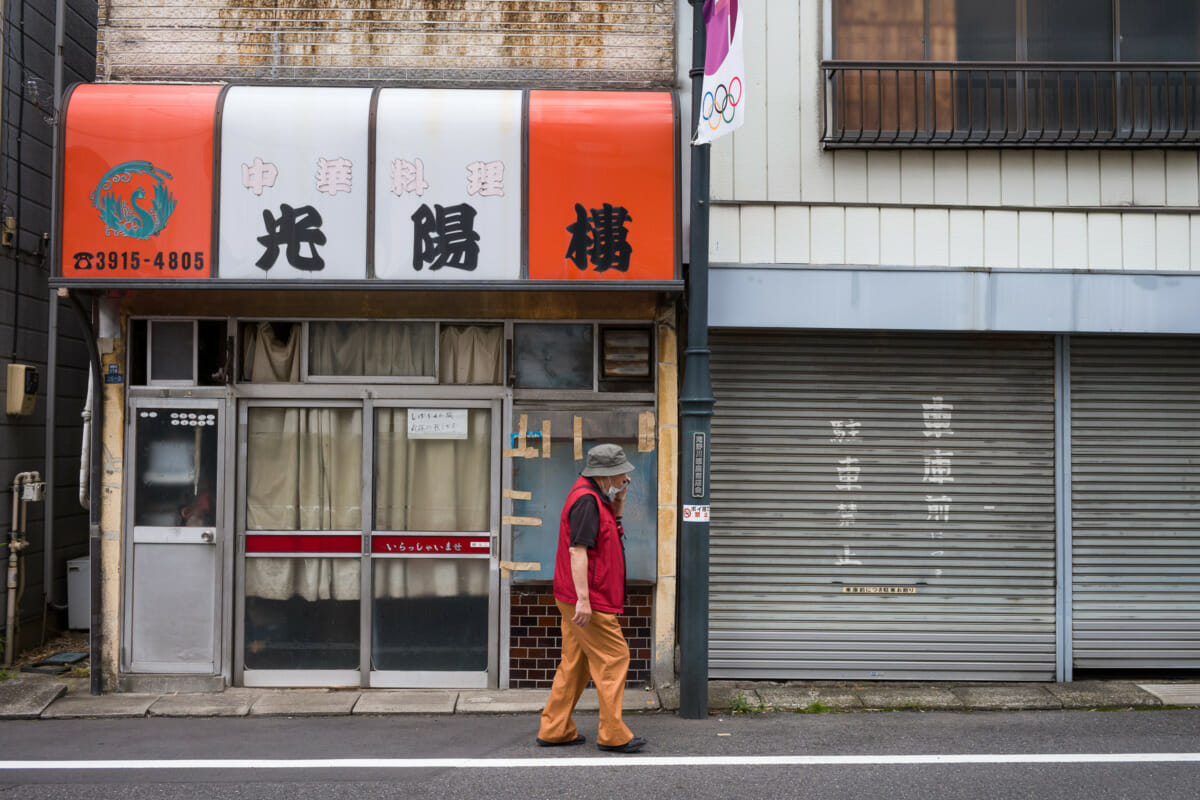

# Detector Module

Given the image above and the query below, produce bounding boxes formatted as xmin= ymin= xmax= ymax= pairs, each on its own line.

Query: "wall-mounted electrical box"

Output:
xmin=6 ymin=363 xmax=39 ymax=415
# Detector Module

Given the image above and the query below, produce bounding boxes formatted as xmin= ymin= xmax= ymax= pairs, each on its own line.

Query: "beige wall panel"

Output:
xmin=966 ymin=151 xmax=1002 ymax=206
xmin=710 ymin=134 xmax=736 ymax=202
xmin=845 ymin=207 xmax=881 ymax=265
xmin=1034 ymin=152 xmax=1068 ymax=207
xmin=733 ymin=0 xmax=769 ymax=200
xmin=1192 ymin=215 xmax=1200 ymax=269
xmin=914 ymin=208 xmax=950 ymax=265
xmin=798 ymin=0 xmax=834 ymax=202
xmin=983 ymin=210 xmax=1019 ymax=268
xmin=1166 ymin=152 xmax=1200 ymax=208
xmin=880 ymin=208 xmax=915 ymax=266
xmin=867 ymin=151 xmax=902 ymax=204
xmin=948 ymin=209 xmax=984 ymax=267
xmin=1099 ymin=151 xmax=1134 ymax=206
xmin=710 ymin=205 xmax=742 ymax=263
xmin=1156 ymin=215 xmax=1191 ymax=271
xmin=1018 ymin=212 xmax=1054 ymax=269
xmin=1000 ymin=152 xmax=1034 ymax=207
xmin=98 ymin=0 xmax=675 ymax=85
xmin=739 ymin=205 xmax=776 ymax=264
xmin=900 ymin=151 xmax=935 ymax=205
xmin=833 ymin=151 xmax=869 ymax=202
xmin=1122 ymin=214 xmax=1157 ymax=270
xmin=766 ymin=0 xmax=802 ymax=202
xmin=1053 ymin=212 xmax=1090 ymax=269
xmin=775 ymin=206 xmax=812 ymax=264
xmin=1088 ymin=212 xmax=1124 ymax=269
xmin=933 ymin=151 xmax=968 ymax=205
xmin=1132 ymin=151 xmax=1167 ymax=207
xmin=1017 ymin=211 xmax=1056 ymax=271
xmin=810 ymin=206 xmax=847 ymax=263
xmin=1067 ymin=151 xmax=1101 ymax=206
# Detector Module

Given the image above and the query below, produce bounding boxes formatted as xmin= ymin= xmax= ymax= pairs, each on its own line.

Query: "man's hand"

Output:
xmin=611 ymin=475 xmax=631 ymax=518
xmin=571 ymin=597 xmax=592 ymax=627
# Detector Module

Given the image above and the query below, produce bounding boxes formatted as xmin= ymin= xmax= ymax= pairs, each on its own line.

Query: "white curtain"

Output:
xmin=242 ymin=322 xmax=499 ymax=602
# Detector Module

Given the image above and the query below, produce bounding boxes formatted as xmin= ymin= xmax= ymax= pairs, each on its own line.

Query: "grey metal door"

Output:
xmin=708 ymin=331 xmax=1057 ymax=681
xmin=1071 ymin=336 xmax=1200 ymax=669
xmin=124 ymin=399 xmax=224 ymax=673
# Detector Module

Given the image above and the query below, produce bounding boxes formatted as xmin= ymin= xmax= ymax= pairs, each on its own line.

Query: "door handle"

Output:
xmin=201 ymin=530 xmax=215 ymax=543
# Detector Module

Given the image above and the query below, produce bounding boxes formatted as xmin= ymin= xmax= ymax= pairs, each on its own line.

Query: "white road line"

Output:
xmin=1 ymin=754 xmax=1200 ymax=770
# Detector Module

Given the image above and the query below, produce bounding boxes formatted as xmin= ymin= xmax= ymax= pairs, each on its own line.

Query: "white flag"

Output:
xmin=693 ymin=0 xmax=745 ymax=145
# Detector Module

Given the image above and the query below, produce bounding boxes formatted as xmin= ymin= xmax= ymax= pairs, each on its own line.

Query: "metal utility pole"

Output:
xmin=679 ymin=0 xmax=713 ymax=720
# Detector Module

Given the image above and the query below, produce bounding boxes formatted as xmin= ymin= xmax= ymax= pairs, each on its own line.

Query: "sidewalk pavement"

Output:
xmin=1 ymin=674 xmax=1197 ymax=720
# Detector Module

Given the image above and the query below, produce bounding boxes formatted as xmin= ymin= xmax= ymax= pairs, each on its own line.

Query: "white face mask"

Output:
xmin=604 ymin=484 xmax=621 ymax=502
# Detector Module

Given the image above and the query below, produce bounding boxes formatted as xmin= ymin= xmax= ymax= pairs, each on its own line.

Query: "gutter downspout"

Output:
xmin=66 ymin=291 xmax=103 ymax=696
xmin=678 ymin=0 xmax=714 ymax=720
xmin=42 ymin=0 xmax=69 ymax=622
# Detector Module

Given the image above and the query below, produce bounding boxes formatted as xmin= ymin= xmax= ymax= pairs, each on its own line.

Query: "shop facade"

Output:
xmin=694 ymin=0 xmax=1200 ymax=683
xmin=54 ymin=84 xmax=681 ymax=691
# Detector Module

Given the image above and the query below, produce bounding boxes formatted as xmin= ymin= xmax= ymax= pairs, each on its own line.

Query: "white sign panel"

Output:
xmin=374 ymin=89 xmax=522 ymax=280
xmin=408 ymin=408 xmax=469 ymax=439
xmin=682 ymin=504 xmax=710 ymax=522
xmin=219 ymin=87 xmax=372 ymax=280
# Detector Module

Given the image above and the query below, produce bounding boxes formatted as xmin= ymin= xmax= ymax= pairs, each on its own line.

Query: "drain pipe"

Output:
xmin=65 ymin=290 xmax=103 ymax=696
xmin=5 ymin=472 xmax=40 ymax=667
xmin=41 ymin=0 xmax=70 ymax=625
xmin=678 ymin=0 xmax=714 ymax=720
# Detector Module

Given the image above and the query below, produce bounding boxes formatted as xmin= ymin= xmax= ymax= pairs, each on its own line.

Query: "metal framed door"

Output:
xmin=235 ymin=396 xmax=502 ymax=688
xmin=367 ymin=398 xmax=502 ymax=688
xmin=123 ymin=398 xmax=224 ymax=673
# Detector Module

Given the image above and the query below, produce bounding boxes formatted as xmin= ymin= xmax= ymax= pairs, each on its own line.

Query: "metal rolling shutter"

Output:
xmin=1071 ymin=336 xmax=1200 ymax=670
xmin=709 ymin=331 xmax=1057 ymax=681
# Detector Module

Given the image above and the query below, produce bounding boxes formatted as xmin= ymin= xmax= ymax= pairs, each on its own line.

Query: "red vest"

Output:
xmin=553 ymin=476 xmax=626 ymax=614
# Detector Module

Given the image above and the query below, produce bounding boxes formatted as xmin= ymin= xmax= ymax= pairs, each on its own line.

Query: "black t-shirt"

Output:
xmin=567 ymin=477 xmax=607 ymax=548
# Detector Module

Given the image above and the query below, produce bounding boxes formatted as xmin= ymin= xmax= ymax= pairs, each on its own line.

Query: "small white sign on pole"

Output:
xmin=407 ymin=408 xmax=469 ymax=439
xmin=682 ymin=504 xmax=711 ymax=523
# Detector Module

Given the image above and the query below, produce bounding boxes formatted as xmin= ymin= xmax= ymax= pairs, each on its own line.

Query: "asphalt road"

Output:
xmin=0 ymin=708 xmax=1197 ymax=799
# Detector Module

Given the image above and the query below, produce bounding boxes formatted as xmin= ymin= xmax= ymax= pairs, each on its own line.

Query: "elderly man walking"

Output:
xmin=535 ymin=444 xmax=647 ymax=753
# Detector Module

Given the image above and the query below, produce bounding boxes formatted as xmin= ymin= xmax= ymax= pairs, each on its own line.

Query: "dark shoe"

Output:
xmin=598 ymin=736 xmax=647 ymax=753
xmin=536 ymin=734 xmax=587 ymax=747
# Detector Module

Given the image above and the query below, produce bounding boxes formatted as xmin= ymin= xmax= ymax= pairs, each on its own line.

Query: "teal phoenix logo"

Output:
xmin=92 ymin=161 xmax=176 ymax=240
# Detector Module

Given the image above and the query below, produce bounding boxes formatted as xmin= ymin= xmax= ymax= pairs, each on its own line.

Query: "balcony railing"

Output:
xmin=822 ymin=61 xmax=1200 ymax=147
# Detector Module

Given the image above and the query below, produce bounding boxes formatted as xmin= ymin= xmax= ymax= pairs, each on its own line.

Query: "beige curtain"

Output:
xmin=439 ymin=325 xmax=503 ymax=384
xmin=373 ymin=407 xmax=491 ymax=599
xmin=242 ymin=322 xmax=301 ymax=382
xmin=242 ymin=322 xmax=497 ymax=603
xmin=309 ymin=321 xmax=436 ymax=377
xmin=244 ymin=406 xmax=362 ymax=602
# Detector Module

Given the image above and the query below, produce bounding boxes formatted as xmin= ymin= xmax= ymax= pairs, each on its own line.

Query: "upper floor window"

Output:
xmin=824 ymin=0 xmax=1200 ymax=146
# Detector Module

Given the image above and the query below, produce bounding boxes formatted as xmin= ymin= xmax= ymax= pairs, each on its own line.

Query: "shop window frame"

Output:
xmin=129 ymin=317 xmax=233 ymax=388
xmin=510 ymin=320 xmax=657 ymax=403
xmin=823 ymin=0 xmax=1200 ymax=147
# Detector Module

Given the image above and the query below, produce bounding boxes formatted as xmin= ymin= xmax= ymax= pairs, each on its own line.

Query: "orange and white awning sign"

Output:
xmin=57 ymin=86 xmax=678 ymax=284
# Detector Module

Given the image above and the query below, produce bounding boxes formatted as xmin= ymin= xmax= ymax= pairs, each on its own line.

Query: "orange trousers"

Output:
xmin=537 ymin=600 xmax=634 ymax=748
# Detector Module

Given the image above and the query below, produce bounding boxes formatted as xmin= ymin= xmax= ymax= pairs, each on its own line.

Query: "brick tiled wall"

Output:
xmin=509 ymin=585 xmax=653 ymax=689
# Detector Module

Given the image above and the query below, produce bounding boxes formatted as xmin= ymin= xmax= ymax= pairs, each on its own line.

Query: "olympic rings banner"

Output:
xmin=693 ymin=0 xmax=745 ymax=146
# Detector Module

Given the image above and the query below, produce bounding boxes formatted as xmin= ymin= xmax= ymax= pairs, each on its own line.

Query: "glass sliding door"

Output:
xmin=238 ymin=403 xmax=364 ymax=686
xmin=236 ymin=397 xmax=500 ymax=688
xmin=370 ymin=403 xmax=499 ymax=687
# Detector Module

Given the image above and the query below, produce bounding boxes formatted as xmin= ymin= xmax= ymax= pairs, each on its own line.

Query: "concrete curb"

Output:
xmin=4 ymin=677 xmax=1197 ymax=719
